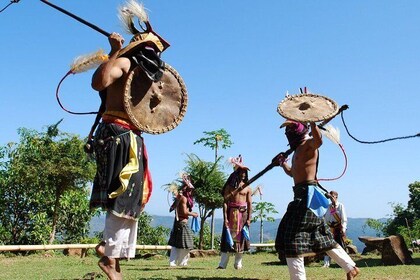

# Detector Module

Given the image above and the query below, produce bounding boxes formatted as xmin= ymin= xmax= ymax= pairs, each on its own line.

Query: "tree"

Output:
xmin=407 ymin=182 xmax=420 ymax=219
xmin=251 ymin=201 xmax=278 ymax=243
xmin=193 ymin=129 xmax=233 ymax=249
xmin=362 ymin=218 xmax=385 ymax=237
xmin=183 ymin=153 xmax=226 ymax=249
xmin=193 ymin=129 xmax=233 ymax=163
xmin=0 ymin=121 xmax=96 ymax=245
xmin=137 ymin=212 xmax=171 ymax=247
xmin=57 ymin=187 xmax=98 ymax=243
xmin=193 ymin=223 xmax=221 ymax=250
xmin=363 ymin=181 xmax=420 ymax=245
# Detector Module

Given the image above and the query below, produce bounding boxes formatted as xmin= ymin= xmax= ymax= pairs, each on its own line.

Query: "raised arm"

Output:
xmin=309 ymin=122 xmax=323 ymax=149
xmin=91 ymin=32 xmax=131 ymax=91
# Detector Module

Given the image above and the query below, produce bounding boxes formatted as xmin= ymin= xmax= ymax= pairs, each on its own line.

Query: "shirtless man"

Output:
xmin=90 ymin=32 xmax=150 ymax=280
xmin=274 ymin=121 xmax=359 ymax=280
xmin=168 ymin=176 xmax=198 ymax=267
xmin=218 ymin=156 xmax=252 ymax=270
xmin=92 ymin=33 xmax=130 ymax=116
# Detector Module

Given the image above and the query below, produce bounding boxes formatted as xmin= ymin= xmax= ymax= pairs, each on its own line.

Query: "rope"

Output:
xmin=317 ymin=143 xmax=348 ymax=182
xmin=56 ymin=71 xmax=98 ymax=115
xmin=340 ymin=110 xmax=420 ymax=144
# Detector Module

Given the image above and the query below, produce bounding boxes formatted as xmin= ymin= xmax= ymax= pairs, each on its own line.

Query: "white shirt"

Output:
xmin=324 ymin=201 xmax=347 ymax=233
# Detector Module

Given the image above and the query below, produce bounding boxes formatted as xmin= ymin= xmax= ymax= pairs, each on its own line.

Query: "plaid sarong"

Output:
xmin=168 ymin=219 xmax=194 ymax=249
xmin=275 ymin=182 xmax=337 ymax=258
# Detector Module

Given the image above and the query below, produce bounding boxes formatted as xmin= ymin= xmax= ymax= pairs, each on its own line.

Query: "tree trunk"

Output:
xmin=199 ymin=216 xmax=206 ymax=249
xmin=211 ymin=139 xmax=218 ymax=250
xmin=260 ymin=219 xmax=264 ymax=243
xmin=210 ymin=209 xmax=215 ymax=249
xmin=48 ymin=188 xmax=61 ymax=244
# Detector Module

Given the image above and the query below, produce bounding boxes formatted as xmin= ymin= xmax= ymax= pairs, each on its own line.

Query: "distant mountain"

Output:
xmin=90 ymin=215 xmax=380 ymax=252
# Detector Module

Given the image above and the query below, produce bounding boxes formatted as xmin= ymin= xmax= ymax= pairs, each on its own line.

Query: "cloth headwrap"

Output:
xmin=285 ymin=121 xmax=309 ymax=150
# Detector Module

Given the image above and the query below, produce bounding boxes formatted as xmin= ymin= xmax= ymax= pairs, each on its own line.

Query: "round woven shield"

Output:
xmin=277 ymin=93 xmax=339 ymax=122
xmin=124 ymin=63 xmax=187 ymax=134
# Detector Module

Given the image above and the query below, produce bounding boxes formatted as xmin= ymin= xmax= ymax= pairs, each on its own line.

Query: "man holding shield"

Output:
xmin=88 ymin=1 xmax=173 ymax=279
xmin=274 ymin=120 xmax=359 ymax=280
xmin=89 ymin=30 xmax=152 ymax=280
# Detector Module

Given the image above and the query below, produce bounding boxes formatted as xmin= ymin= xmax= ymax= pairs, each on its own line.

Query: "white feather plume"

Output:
xmin=118 ymin=0 xmax=149 ymax=34
xmin=70 ymin=49 xmax=108 ymax=74
xmin=321 ymin=124 xmax=341 ymax=145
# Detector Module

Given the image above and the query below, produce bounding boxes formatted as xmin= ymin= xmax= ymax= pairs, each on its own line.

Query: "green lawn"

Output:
xmin=0 ymin=251 xmax=419 ymax=280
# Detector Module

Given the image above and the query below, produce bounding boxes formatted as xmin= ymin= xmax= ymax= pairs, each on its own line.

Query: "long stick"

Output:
xmin=225 ymin=105 xmax=350 ymax=201
xmin=40 ymin=0 xmax=111 ymax=37
xmin=225 ymin=150 xmax=293 ymax=201
xmin=224 ymin=163 xmax=274 ymax=201
xmin=246 ymin=162 xmax=276 ymax=187
xmin=245 ymin=149 xmax=294 ymax=187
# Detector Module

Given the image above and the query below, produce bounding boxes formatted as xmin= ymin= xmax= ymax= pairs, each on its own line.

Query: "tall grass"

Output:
xmin=0 ymin=251 xmax=419 ymax=279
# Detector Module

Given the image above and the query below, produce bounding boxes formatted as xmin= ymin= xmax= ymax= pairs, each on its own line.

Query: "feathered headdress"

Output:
xmin=228 ymin=154 xmax=250 ymax=171
xmin=181 ymin=173 xmax=195 ymax=189
xmin=117 ymin=0 xmax=170 ymax=56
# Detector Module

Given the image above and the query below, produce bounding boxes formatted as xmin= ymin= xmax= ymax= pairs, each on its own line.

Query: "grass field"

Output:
xmin=1 ymin=251 xmax=419 ymax=280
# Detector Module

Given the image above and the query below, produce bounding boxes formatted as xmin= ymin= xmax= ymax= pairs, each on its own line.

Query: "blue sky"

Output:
xmin=1 ymin=0 xmax=419 ymax=220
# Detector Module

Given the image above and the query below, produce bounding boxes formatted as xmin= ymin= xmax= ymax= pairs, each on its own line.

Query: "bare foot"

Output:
xmin=95 ymin=241 xmax=106 ymax=257
xmin=98 ymin=256 xmax=121 ymax=280
xmin=346 ymin=266 xmax=360 ymax=280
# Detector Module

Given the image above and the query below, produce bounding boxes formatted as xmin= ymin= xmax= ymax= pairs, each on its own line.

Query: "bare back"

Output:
xmin=290 ymin=139 xmax=319 ymax=185
xmin=104 ymin=71 xmax=130 ymax=112
xmin=176 ymin=196 xmax=189 ymax=222
xmin=91 ymin=33 xmax=132 ymax=114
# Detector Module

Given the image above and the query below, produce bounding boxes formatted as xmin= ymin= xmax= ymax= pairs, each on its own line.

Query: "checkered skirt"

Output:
xmin=275 ymin=183 xmax=337 ymax=257
xmin=168 ymin=219 xmax=194 ymax=249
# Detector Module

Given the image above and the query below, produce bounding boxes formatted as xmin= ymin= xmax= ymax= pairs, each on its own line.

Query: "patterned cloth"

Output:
xmin=275 ymin=182 xmax=337 ymax=258
xmin=90 ymin=122 xmax=146 ymax=220
xmin=324 ymin=202 xmax=347 ymax=248
xmin=220 ymin=202 xmax=250 ymax=253
xmin=168 ymin=219 xmax=194 ymax=249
